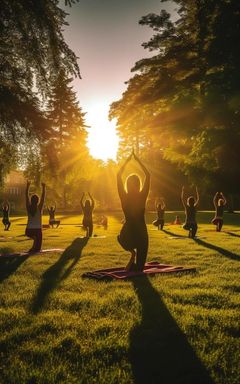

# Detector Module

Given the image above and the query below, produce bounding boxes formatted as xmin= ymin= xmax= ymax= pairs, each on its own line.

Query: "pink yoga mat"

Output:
xmin=83 ymin=261 xmax=196 ymax=280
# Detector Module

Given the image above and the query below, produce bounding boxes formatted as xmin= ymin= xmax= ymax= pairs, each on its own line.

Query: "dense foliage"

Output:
xmin=0 ymin=0 xmax=81 ymax=183
xmin=110 ymin=0 xmax=240 ymax=195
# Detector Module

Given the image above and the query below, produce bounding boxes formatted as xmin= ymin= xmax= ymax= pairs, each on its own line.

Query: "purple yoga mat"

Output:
xmin=83 ymin=261 xmax=196 ymax=280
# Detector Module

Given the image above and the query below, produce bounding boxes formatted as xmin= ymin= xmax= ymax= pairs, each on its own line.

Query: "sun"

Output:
xmin=86 ymin=102 xmax=119 ymax=161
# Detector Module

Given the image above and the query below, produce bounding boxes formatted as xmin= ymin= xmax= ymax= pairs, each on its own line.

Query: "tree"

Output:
xmin=110 ymin=0 xmax=240 ymax=200
xmin=43 ymin=71 xmax=88 ymax=208
xmin=0 ymin=0 xmax=80 ymax=183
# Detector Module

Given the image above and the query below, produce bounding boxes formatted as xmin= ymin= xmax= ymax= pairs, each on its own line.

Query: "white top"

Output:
xmin=27 ymin=208 xmax=42 ymax=229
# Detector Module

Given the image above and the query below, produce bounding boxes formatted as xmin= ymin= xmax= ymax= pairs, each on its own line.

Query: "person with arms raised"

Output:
xmin=181 ymin=186 xmax=199 ymax=238
xmin=81 ymin=192 xmax=95 ymax=238
xmin=212 ymin=192 xmax=227 ymax=232
xmin=117 ymin=151 xmax=150 ymax=271
xmin=25 ymin=181 xmax=46 ymax=252
xmin=2 ymin=201 xmax=11 ymax=231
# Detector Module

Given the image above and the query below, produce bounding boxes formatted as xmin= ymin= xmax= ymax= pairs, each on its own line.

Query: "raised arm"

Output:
xmin=181 ymin=186 xmax=186 ymax=208
xmin=133 ymin=153 xmax=150 ymax=198
xmin=88 ymin=192 xmax=95 ymax=210
xmin=194 ymin=186 xmax=199 ymax=207
xmin=80 ymin=192 xmax=85 ymax=211
xmin=213 ymin=192 xmax=218 ymax=209
xmin=4 ymin=201 xmax=10 ymax=211
xmin=39 ymin=183 xmax=46 ymax=212
xmin=220 ymin=192 xmax=227 ymax=205
xmin=161 ymin=199 xmax=166 ymax=210
xmin=117 ymin=154 xmax=132 ymax=199
xmin=25 ymin=181 xmax=31 ymax=210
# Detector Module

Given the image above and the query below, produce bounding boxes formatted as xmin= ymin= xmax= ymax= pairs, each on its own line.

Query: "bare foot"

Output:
xmin=125 ymin=250 xmax=136 ymax=271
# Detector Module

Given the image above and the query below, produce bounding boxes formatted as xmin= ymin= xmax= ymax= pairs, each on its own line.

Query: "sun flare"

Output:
xmin=86 ymin=102 xmax=119 ymax=161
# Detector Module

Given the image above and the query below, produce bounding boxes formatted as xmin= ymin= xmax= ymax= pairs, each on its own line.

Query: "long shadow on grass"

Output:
xmin=224 ymin=231 xmax=240 ymax=238
xmin=193 ymin=238 xmax=240 ymax=261
xmin=0 ymin=255 xmax=29 ymax=283
xmin=31 ymin=237 xmax=88 ymax=314
xmin=129 ymin=276 xmax=214 ymax=384
xmin=162 ymin=229 xmax=186 ymax=238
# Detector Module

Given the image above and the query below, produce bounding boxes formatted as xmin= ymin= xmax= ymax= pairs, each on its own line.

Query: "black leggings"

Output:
xmin=25 ymin=228 xmax=42 ymax=251
xmin=118 ymin=222 xmax=148 ymax=271
xmin=212 ymin=218 xmax=223 ymax=232
xmin=2 ymin=219 xmax=11 ymax=230
xmin=83 ymin=219 xmax=93 ymax=237
xmin=152 ymin=219 xmax=164 ymax=230
xmin=49 ymin=219 xmax=60 ymax=228
xmin=183 ymin=222 xmax=198 ymax=238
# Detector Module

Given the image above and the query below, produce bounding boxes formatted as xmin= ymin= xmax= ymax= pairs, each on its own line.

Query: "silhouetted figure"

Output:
xmin=172 ymin=215 xmax=181 ymax=225
xmin=80 ymin=192 xmax=95 ymax=237
xmin=152 ymin=198 xmax=165 ymax=230
xmin=117 ymin=152 xmax=150 ymax=272
xmin=212 ymin=192 xmax=227 ymax=232
xmin=100 ymin=215 xmax=108 ymax=230
xmin=2 ymin=201 xmax=11 ymax=231
xmin=181 ymin=186 xmax=199 ymax=238
xmin=47 ymin=203 xmax=60 ymax=228
xmin=25 ymin=181 xmax=46 ymax=252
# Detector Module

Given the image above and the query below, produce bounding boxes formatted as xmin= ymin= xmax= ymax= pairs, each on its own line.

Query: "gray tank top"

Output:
xmin=27 ymin=208 xmax=42 ymax=229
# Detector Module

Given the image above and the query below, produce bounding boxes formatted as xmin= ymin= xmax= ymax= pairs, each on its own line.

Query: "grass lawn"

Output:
xmin=0 ymin=212 xmax=239 ymax=384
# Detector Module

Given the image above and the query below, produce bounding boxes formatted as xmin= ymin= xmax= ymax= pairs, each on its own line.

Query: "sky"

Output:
xmin=62 ymin=0 xmax=175 ymax=160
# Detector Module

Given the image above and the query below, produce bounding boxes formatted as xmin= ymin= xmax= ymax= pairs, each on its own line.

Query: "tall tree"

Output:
xmin=110 ymin=0 xmax=240 ymax=197
xmin=44 ymin=71 xmax=88 ymax=208
xmin=0 ymin=0 xmax=80 ymax=183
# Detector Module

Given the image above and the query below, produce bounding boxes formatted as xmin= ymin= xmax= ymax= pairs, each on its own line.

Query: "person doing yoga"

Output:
xmin=212 ymin=192 xmax=227 ymax=232
xmin=47 ymin=203 xmax=60 ymax=228
xmin=117 ymin=151 xmax=150 ymax=272
xmin=152 ymin=198 xmax=165 ymax=230
xmin=181 ymin=186 xmax=199 ymax=238
xmin=81 ymin=192 xmax=95 ymax=237
xmin=2 ymin=201 xmax=11 ymax=231
xmin=25 ymin=181 xmax=46 ymax=252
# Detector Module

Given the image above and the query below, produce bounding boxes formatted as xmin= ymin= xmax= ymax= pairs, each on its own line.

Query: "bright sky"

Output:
xmin=62 ymin=0 xmax=175 ymax=160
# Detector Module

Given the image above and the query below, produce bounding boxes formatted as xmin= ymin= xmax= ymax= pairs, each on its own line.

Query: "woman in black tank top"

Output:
xmin=81 ymin=192 xmax=95 ymax=238
xmin=47 ymin=203 xmax=61 ymax=228
xmin=117 ymin=152 xmax=150 ymax=272
xmin=2 ymin=201 xmax=11 ymax=231
xmin=152 ymin=198 xmax=165 ymax=230
xmin=181 ymin=186 xmax=199 ymax=238
xmin=212 ymin=192 xmax=227 ymax=232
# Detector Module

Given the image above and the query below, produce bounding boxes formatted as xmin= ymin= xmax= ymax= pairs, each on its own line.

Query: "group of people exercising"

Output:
xmin=1 ymin=152 xmax=228 ymax=272
xmin=152 ymin=188 xmax=227 ymax=236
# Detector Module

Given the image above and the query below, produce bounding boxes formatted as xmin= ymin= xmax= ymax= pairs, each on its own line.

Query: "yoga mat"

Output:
xmin=79 ymin=235 xmax=106 ymax=239
xmin=168 ymin=236 xmax=205 ymax=239
xmin=82 ymin=261 xmax=196 ymax=280
xmin=0 ymin=236 xmax=15 ymax=241
xmin=0 ymin=248 xmax=64 ymax=258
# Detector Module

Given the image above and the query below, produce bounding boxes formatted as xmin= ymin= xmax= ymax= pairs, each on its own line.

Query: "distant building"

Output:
xmin=3 ymin=170 xmax=26 ymax=209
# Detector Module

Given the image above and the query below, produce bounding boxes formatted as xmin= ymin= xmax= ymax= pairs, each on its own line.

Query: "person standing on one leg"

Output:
xmin=48 ymin=203 xmax=60 ymax=228
xmin=25 ymin=181 xmax=46 ymax=252
xmin=212 ymin=192 xmax=227 ymax=232
xmin=2 ymin=201 xmax=11 ymax=231
xmin=181 ymin=186 xmax=199 ymax=238
xmin=152 ymin=198 xmax=165 ymax=230
xmin=81 ymin=192 xmax=95 ymax=238
xmin=117 ymin=151 xmax=150 ymax=272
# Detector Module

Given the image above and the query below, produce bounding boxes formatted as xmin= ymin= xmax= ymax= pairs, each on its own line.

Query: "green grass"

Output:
xmin=0 ymin=212 xmax=239 ymax=384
